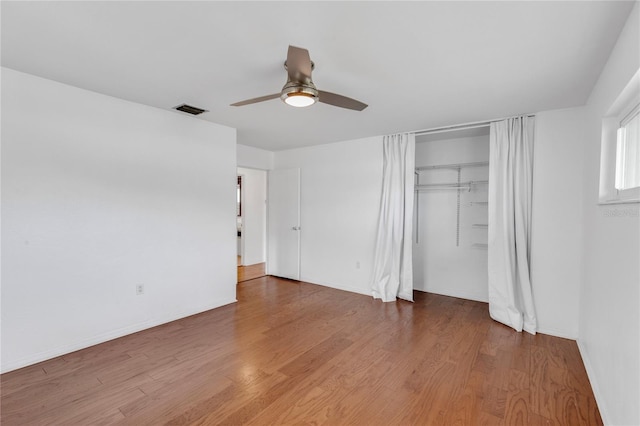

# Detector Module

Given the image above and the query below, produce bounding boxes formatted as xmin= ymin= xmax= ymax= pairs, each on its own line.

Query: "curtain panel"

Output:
xmin=371 ymin=133 xmax=415 ymax=302
xmin=488 ymin=116 xmax=537 ymax=334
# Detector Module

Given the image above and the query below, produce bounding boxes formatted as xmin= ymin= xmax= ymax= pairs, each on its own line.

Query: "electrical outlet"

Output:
xmin=136 ymin=284 xmax=144 ymax=295
xmin=356 ymin=261 xmax=361 ymax=269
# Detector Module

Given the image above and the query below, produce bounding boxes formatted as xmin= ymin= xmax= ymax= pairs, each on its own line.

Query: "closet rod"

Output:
xmin=416 ymin=161 xmax=489 ymax=171
xmin=416 ymin=180 xmax=488 ymax=188
xmin=416 ymin=187 xmax=470 ymax=191
xmin=416 ymin=123 xmax=489 ymax=136
xmin=412 ymin=113 xmax=535 ymax=136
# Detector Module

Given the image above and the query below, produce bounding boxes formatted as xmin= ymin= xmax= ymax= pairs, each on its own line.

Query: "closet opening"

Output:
xmin=413 ymin=126 xmax=490 ymax=303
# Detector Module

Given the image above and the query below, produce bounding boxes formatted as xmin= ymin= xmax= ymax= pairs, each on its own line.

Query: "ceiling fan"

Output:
xmin=230 ymin=45 xmax=368 ymax=111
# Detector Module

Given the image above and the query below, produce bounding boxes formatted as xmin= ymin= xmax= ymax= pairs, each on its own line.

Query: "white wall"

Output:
xmin=577 ymin=4 xmax=639 ymax=425
xmin=413 ymin=134 xmax=490 ymax=302
xmin=237 ymin=167 xmax=267 ymax=266
xmin=530 ymin=108 xmax=587 ymax=339
xmin=274 ymin=137 xmax=383 ymax=295
xmin=237 ymin=144 xmax=273 ymax=170
xmin=1 ymin=68 xmax=238 ymax=373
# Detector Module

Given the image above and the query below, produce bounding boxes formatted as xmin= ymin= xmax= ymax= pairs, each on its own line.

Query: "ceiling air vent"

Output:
xmin=174 ymin=104 xmax=208 ymax=115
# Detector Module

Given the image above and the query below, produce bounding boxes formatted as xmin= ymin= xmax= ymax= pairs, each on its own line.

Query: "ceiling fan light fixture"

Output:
xmin=280 ymin=82 xmax=318 ymax=108
xmin=283 ymin=92 xmax=317 ymax=107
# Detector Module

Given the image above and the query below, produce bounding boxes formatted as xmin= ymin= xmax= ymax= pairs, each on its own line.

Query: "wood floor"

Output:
xmin=1 ymin=277 xmax=602 ymax=425
xmin=237 ymin=262 xmax=266 ymax=283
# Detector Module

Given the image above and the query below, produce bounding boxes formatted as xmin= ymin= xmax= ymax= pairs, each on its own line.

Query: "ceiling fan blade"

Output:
xmin=318 ymin=90 xmax=368 ymax=111
xmin=287 ymin=45 xmax=312 ymax=82
xmin=230 ymin=93 xmax=280 ymax=107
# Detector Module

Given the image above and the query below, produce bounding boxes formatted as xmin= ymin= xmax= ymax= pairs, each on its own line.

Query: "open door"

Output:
xmin=267 ymin=168 xmax=300 ymax=280
xmin=237 ymin=175 xmax=243 ymax=266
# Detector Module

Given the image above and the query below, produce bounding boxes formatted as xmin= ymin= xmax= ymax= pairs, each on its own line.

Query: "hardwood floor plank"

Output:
xmin=345 ymin=384 xmax=424 ymax=426
xmin=0 ymin=375 xmax=104 ymax=424
xmin=316 ymin=346 xmax=390 ymax=392
xmin=482 ymin=385 xmax=509 ymax=418
xmin=216 ymin=375 xmax=316 ymax=425
xmin=391 ymin=360 xmax=459 ymax=425
xmin=444 ymin=370 xmax=494 ymax=425
xmin=60 ymin=389 xmax=143 ymax=425
xmin=503 ymin=389 xmax=554 ymax=426
xmin=118 ymin=373 xmax=234 ymax=424
xmin=174 ymin=372 xmax=290 ymax=426
xmin=0 ymin=363 xmax=49 ymax=396
xmin=0 ymin=277 xmax=602 ymax=425
xmin=96 ymin=354 xmax=178 ymax=385
xmin=242 ymin=363 xmax=340 ymax=425
xmin=237 ymin=262 xmax=266 ymax=282
xmin=278 ymin=332 xmax=354 ymax=377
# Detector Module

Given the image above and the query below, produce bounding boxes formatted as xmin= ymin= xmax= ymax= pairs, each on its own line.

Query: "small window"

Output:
xmin=615 ymin=103 xmax=640 ymax=191
xmin=599 ymin=68 xmax=640 ymax=204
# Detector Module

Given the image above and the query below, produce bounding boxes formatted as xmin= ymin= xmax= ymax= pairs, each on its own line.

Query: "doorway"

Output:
xmin=237 ymin=167 xmax=267 ymax=282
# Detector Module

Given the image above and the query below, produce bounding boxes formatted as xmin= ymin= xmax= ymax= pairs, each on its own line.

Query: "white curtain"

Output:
xmin=488 ymin=116 xmax=537 ymax=334
xmin=371 ymin=133 xmax=415 ymax=302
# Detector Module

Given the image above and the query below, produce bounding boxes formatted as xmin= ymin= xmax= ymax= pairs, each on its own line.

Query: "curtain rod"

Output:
xmin=412 ymin=113 xmax=535 ymax=136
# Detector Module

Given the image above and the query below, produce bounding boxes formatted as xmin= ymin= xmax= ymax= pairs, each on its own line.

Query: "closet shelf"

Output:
xmin=416 ymin=161 xmax=489 ymax=172
xmin=415 ymin=161 xmax=489 ymax=246
xmin=472 ymin=243 xmax=488 ymax=249
xmin=472 ymin=224 xmax=488 ymax=228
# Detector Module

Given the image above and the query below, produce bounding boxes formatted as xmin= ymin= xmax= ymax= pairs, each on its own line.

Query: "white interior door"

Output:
xmin=267 ymin=168 xmax=300 ymax=280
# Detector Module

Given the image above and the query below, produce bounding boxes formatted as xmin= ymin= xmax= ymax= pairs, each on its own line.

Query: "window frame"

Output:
xmin=599 ymin=68 xmax=640 ymax=205
xmin=614 ymin=102 xmax=640 ymax=195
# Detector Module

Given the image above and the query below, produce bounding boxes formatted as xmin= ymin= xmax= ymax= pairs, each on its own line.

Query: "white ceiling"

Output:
xmin=1 ymin=1 xmax=635 ymax=151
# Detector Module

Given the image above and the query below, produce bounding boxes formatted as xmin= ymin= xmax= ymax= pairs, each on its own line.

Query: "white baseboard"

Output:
xmin=298 ymin=276 xmax=372 ymax=298
xmin=329 ymin=283 xmax=372 ymax=297
xmin=414 ymin=287 xmax=489 ymax=304
xmin=1 ymin=297 xmax=237 ymax=374
xmin=536 ymin=326 xmax=577 ymax=340
xmin=577 ymin=339 xmax=610 ymax=426
xmin=300 ymin=278 xmax=495 ymax=303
